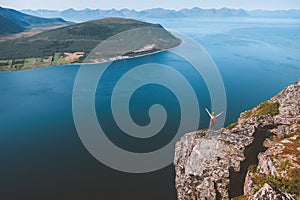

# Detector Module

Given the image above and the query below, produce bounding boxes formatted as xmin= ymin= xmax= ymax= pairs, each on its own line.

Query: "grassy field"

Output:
xmin=0 ymin=52 xmax=85 ymax=71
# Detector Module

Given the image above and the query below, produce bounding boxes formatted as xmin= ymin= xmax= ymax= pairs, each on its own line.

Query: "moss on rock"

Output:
xmin=254 ymin=101 xmax=280 ymax=117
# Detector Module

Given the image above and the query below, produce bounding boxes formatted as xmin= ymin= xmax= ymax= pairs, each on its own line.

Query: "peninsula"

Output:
xmin=0 ymin=17 xmax=181 ymax=71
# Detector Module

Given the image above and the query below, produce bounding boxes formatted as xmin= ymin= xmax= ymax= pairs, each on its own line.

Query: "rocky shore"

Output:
xmin=174 ymin=79 xmax=300 ymax=200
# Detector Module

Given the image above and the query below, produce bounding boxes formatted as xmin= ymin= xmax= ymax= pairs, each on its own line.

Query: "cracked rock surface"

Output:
xmin=174 ymin=80 xmax=300 ymax=200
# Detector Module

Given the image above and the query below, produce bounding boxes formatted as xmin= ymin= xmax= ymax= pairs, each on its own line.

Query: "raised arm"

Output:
xmin=216 ymin=111 xmax=224 ymax=118
xmin=205 ymin=108 xmax=212 ymax=118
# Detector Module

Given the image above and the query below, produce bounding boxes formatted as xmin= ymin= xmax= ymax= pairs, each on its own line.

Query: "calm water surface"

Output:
xmin=0 ymin=18 xmax=300 ymax=199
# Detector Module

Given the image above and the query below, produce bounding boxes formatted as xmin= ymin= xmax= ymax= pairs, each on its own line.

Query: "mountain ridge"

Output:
xmin=0 ymin=15 xmax=25 ymax=35
xmin=21 ymin=7 xmax=249 ymax=22
xmin=22 ymin=7 xmax=300 ymax=23
xmin=0 ymin=7 xmax=70 ymax=35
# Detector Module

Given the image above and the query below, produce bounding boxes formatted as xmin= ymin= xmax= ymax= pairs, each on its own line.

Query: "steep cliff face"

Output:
xmin=174 ymin=80 xmax=300 ymax=200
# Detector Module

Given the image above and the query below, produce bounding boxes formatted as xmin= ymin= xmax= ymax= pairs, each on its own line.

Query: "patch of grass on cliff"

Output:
xmin=248 ymin=164 xmax=258 ymax=173
xmin=242 ymin=110 xmax=253 ymax=119
xmin=232 ymin=195 xmax=248 ymax=200
xmin=281 ymin=142 xmax=300 ymax=163
xmin=288 ymin=168 xmax=300 ymax=195
xmin=254 ymin=101 xmax=280 ymax=117
xmin=279 ymin=160 xmax=291 ymax=171
xmin=291 ymin=135 xmax=300 ymax=145
xmin=226 ymin=122 xmax=238 ymax=130
xmin=253 ymin=168 xmax=300 ymax=198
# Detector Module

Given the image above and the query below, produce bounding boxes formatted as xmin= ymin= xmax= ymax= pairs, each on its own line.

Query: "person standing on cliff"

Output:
xmin=205 ymin=108 xmax=223 ymax=130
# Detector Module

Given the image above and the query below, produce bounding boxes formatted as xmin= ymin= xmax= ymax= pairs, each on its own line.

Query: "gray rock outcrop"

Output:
xmin=174 ymin=130 xmax=253 ymax=199
xmin=174 ymin=79 xmax=300 ymax=200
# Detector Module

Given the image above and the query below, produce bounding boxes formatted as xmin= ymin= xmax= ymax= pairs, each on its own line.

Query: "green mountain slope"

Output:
xmin=0 ymin=15 xmax=25 ymax=35
xmin=0 ymin=7 xmax=69 ymax=28
xmin=0 ymin=17 xmax=181 ymax=71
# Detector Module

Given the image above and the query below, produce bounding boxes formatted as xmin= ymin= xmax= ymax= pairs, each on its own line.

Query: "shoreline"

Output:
xmin=79 ymin=41 xmax=182 ymax=65
xmin=1 ymin=41 xmax=182 ymax=72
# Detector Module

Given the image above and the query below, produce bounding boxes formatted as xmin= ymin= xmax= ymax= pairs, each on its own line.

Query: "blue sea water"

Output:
xmin=0 ymin=18 xmax=300 ymax=199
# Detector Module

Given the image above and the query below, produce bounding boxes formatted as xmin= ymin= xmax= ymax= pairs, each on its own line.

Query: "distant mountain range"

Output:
xmin=21 ymin=7 xmax=300 ymax=23
xmin=0 ymin=7 xmax=70 ymax=35
xmin=0 ymin=7 xmax=298 ymax=35
xmin=21 ymin=7 xmax=250 ymax=22
xmin=22 ymin=7 xmax=300 ymax=22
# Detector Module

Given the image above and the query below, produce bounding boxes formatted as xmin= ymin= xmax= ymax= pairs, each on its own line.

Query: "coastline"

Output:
xmin=1 ymin=40 xmax=182 ymax=72
xmin=80 ymin=40 xmax=182 ymax=65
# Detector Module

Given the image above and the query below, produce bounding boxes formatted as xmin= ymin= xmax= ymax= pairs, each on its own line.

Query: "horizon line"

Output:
xmin=8 ymin=6 xmax=300 ymax=12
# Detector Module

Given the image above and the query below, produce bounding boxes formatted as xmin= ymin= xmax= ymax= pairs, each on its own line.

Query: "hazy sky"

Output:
xmin=1 ymin=0 xmax=300 ymax=11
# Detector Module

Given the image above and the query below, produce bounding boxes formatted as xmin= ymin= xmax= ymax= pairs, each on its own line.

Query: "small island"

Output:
xmin=0 ymin=17 xmax=181 ymax=71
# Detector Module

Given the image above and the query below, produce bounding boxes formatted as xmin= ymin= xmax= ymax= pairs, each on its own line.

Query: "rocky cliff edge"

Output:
xmin=174 ymin=79 xmax=300 ymax=200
